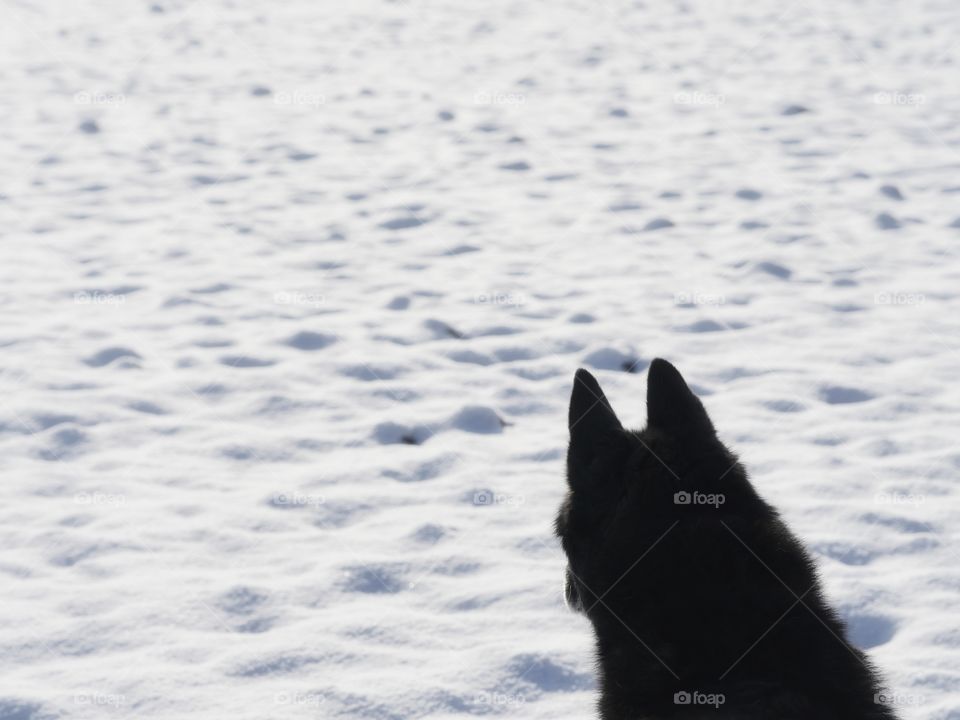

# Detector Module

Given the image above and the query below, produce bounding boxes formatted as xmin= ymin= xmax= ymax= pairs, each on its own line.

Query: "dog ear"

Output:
xmin=646 ymin=358 xmax=714 ymax=437
xmin=569 ymin=369 xmax=623 ymax=458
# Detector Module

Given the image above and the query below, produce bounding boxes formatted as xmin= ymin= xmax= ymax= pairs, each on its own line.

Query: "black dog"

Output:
xmin=556 ymin=359 xmax=898 ymax=719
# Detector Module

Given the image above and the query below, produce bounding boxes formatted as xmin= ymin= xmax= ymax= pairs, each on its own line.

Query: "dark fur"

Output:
xmin=556 ymin=359 xmax=898 ymax=720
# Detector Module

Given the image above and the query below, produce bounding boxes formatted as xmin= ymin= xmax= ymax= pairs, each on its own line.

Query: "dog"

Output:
xmin=555 ymin=359 xmax=898 ymax=719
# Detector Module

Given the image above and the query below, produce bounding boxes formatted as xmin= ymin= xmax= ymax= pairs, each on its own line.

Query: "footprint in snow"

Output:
xmin=446 ymin=349 xmax=494 ymax=366
xmin=340 ymin=363 xmax=404 ymax=381
xmin=309 ymin=502 xmax=374 ymax=530
xmin=439 ymin=243 xmax=480 ymax=256
xmin=373 ymin=422 xmax=433 ymax=446
xmin=219 ymin=355 xmax=276 ymax=368
xmin=190 ymin=282 xmax=233 ymax=294
xmin=229 ymin=654 xmax=323 ymax=678
xmin=283 ymin=331 xmax=337 ymax=351
xmin=341 ymin=565 xmax=406 ymax=594
xmin=216 ymin=586 xmax=268 ymax=616
xmin=642 ymin=217 xmax=674 ymax=231
xmin=449 ymin=406 xmax=507 ymax=434
xmin=0 ymin=700 xmax=48 ymax=720
xmin=879 ymin=184 xmax=904 ymax=200
xmin=381 ymin=453 xmax=459 ymax=483
xmin=583 ymin=347 xmax=645 ymax=373
xmin=858 ymin=513 xmax=933 ymax=534
xmin=875 ymin=213 xmax=901 ymax=230
xmin=411 ymin=524 xmax=447 ymax=544
xmin=676 ymin=319 xmax=748 ymax=333
xmin=505 ymin=654 xmax=595 ymax=692
xmin=752 ymin=261 xmax=792 ymax=279
xmin=818 ymin=385 xmax=874 ymax=404
xmin=379 ymin=216 xmax=429 ymax=231
xmin=842 ymin=612 xmax=897 ymax=649
xmin=763 ymin=399 xmax=806 ymax=413
xmin=608 ymin=201 xmax=643 ymax=212
xmin=423 ymin=319 xmax=464 ymax=339
xmin=84 ymin=347 xmax=141 ymax=368
xmin=813 ymin=541 xmax=874 ymax=566
xmin=37 ymin=427 xmax=87 ymax=461
xmin=29 ymin=413 xmax=78 ymax=431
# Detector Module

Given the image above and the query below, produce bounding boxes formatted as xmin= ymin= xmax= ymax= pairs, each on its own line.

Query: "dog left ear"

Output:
xmin=569 ymin=368 xmax=623 ymax=459
xmin=646 ymin=358 xmax=714 ymax=437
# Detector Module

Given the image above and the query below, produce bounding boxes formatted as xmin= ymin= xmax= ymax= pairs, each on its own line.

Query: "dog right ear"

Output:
xmin=646 ymin=358 xmax=714 ymax=438
xmin=569 ymin=369 xmax=623 ymax=461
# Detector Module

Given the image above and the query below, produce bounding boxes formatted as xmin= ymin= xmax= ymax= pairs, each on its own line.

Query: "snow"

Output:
xmin=1 ymin=1 xmax=958 ymax=719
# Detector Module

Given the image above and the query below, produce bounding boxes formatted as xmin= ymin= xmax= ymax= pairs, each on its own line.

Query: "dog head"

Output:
xmin=555 ymin=358 xmax=758 ymax=616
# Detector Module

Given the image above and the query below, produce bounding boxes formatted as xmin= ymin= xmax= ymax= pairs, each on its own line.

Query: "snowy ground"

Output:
xmin=1 ymin=1 xmax=959 ymax=718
